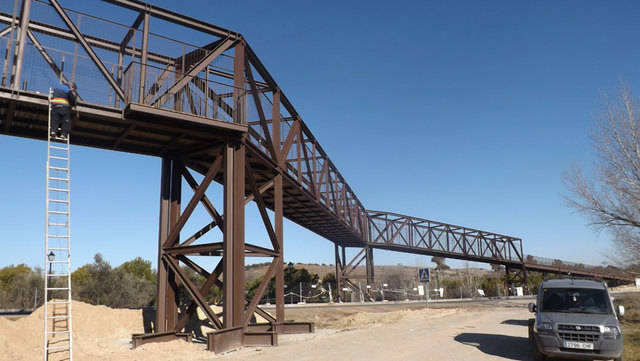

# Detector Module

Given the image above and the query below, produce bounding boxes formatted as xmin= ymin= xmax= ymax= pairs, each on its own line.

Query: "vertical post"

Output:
xmin=138 ymin=11 xmax=150 ymax=103
xmin=116 ymin=52 xmax=123 ymax=106
xmin=11 ymin=0 xmax=31 ymax=90
xmin=223 ymin=142 xmax=245 ymax=328
xmin=165 ymin=159 xmax=181 ymax=330
xmin=1 ymin=0 xmax=19 ymax=87
xmin=366 ymin=246 xmax=374 ymax=298
xmin=155 ymin=158 xmax=171 ymax=332
xmin=233 ymin=41 xmax=245 ymax=124
xmin=204 ymin=66 xmax=209 ymax=118
xmin=334 ymin=243 xmax=342 ymax=303
xmin=71 ymin=14 xmax=80 ymax=83
xmin=222 ymin=41 xmax=247 ymax=329
xmin=272 ymin=90 xmax=284 ymax=324
xmin=505 ymin=265 xmax=511 ymax=296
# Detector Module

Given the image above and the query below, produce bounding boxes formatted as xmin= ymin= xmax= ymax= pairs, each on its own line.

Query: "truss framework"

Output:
xmin=0 ymin=2 xmax=636 ymax=354
xmin=367 ymin=210 xmax=525 ymax=265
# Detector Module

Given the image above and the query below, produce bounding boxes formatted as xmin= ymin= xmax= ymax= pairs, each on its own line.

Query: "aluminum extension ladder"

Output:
xmin=43 ymin=88 xmax=73 ymax=361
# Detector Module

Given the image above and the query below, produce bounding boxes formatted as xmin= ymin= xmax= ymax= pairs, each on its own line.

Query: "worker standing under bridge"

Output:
xmin=50 ymin=82 xmax=77 ymax=139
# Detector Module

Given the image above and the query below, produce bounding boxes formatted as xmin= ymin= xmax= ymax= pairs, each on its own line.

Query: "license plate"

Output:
xmin=564 ymin=341 xmax=594 ymax=350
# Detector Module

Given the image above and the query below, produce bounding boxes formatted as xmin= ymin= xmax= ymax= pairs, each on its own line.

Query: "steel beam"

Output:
xmin=25 ymin=30 xmax=72 ymax=87
xmin=49 ymin=0 xmax=126 ymax=101
xmin=156 ymin=158 xmax=171 ymax=332
xmin=103 ymin=0 xmax=240 ymax=40
xmin=138 ymin=11 xmax=150 ymax=102
xmin=223 ymin=142 xmax=245 ymax=328
xmin=366 ymin=246 xmax=374 ymax=295
xmin=334 ymin=243 xmax=342 ymax=302
xmin=10 ymin=0 xmax=31 ymax=90
xmin=152 ymin=38 xmax=235 ymax=108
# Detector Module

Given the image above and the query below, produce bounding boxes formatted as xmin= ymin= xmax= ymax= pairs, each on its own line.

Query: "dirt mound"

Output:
xmin=0 ymin=300 xmax=147 ymax=361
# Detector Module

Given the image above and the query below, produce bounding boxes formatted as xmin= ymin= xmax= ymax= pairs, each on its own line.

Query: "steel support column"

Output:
xmin=138 ymin=11 xmax=150 ymax=102
xmin=366 ymin=246 xmax=374 ymax=296
xmin=156 ymin=158 xmax=170 ymax=332
xmin=334 ymin=243 xmax=343 ymax=302
xmin=155 ymin=158 xmax=182 ymax=332
xmin=165 ymin=158 xmax=182 ymax=330
xmin=272 ymin=90 xmax=285 ymax=324
xmin=505 ymin=265 xmax=512 ymax=296
xmin=223 ymin=142 xmax=245 ymax=328
xmin=10 ymin=0 xmax=31 ymax=90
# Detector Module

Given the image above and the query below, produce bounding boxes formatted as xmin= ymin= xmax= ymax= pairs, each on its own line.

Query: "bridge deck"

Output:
xmin=0 ymin=89 xmax=363 ymax=245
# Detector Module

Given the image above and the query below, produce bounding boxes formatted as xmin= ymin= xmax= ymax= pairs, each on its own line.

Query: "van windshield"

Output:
xmin=541 ymin=288 xmax=611 ymax=314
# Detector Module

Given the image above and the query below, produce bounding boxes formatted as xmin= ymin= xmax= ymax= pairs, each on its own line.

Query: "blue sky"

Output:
xmin=2 ymin=0 xmax=640 ymax=271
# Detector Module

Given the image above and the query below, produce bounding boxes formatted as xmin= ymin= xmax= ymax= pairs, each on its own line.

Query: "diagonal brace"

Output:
xmin=162 ymin=155 xmax=222 ymax=248
xmin=163 ymin=254 xmax=223 ymax=329
xmin=49 ymin=0 xmax=126 ymax=100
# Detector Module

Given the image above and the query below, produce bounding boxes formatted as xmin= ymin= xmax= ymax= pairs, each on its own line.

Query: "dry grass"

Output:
xmin=616 ymin=293 xmax=640 ymax=361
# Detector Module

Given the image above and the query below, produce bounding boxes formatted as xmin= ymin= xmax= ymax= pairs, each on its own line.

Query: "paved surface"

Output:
xmin=225 ymin=303 xmax=536 ymax=361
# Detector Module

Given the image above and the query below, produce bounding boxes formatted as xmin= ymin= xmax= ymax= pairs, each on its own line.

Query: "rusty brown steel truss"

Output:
xmin=367 ymin=210 xmax=524 ymax=265
xmin=0 ymin=0 xmax=637 ymax=354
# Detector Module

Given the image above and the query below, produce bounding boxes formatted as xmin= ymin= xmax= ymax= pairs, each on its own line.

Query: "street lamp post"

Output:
xmin=47 ymin=251 xmax=55 ymax=274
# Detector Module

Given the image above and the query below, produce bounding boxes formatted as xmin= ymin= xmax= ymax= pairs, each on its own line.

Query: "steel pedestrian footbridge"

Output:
xmin=0 ymin=0 xmax=635 ymax=353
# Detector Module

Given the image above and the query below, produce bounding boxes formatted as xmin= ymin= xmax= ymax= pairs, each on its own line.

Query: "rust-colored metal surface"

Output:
xmin=207 ymin=327 xmax=244 ymax=354
xmin=0 ymin=0 xmax=635 ymax=355
xmin=367 ymin=210 xmax=524 ymax=266
xmin=131 ymin=332 xmax=192 ymax=349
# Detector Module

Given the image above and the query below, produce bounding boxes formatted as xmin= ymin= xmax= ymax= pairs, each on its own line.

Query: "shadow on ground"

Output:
xmin=455 ymin=333 xmax=533 ymax=361
xmin=501 ymin=319 xmax=530 ymax=326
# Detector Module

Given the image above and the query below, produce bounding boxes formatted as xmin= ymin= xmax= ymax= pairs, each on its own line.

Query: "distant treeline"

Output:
xmin=2 ymin=254 xmax=619 ymax=310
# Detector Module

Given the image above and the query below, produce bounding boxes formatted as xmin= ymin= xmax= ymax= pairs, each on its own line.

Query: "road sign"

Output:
xmin=418 ymin=268 xmax=430 ymax=283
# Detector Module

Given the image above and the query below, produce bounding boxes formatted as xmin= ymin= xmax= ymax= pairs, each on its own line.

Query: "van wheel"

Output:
xmin=527 ymin=319 xmax=534 ymax=343
xmin=532 ymin=339 xmax=546 ymax=361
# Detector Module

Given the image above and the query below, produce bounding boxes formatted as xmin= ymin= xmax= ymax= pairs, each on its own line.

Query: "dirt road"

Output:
xmin=2 ymin=300 xmax=539 ymax=361
xmin=223 ymin=302 xmax=534 ymax=361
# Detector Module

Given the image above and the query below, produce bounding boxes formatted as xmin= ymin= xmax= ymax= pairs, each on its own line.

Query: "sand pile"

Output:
xmin=0 ymin=300 xmax=217 ymax=361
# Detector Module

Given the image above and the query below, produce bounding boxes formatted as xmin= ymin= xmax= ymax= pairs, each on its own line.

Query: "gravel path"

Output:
xmin=224 ymin=304 xmax=534 ymax=361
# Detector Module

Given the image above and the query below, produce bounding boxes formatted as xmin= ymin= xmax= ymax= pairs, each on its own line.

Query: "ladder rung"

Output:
xmin=48 ymin=260 xmax=69 ymax=264
xmin=49 ymin=145 xmax=68 ymax=150
xmin=47 ymin=330 xmax=70 ymax=335
xmin=47 ymin=247 xmax=69 ymax=250
xmin=49 ymin=199 xmax=69 ymax=204
xmin=49 ymin=177 xmax=69 ymax=181
xmin=46 ymin=345 xmax=70 ymax=351
xmin=47 ymin=274 xmax=69 ymax=277
xmin=49 ymin=156 xmax=68 ymax=160
xmin=48 ymin=188 xmax=69 ymax=193
xmin=49 ymin=167 xmax=69 ymax=171
xmin=48 ymin=315 xmax=70 ymax=320
xmin=48 ymin=211 xmax=69 ymax=215
xmin=47 ymin=287 xmax=69 ymax=290
xmin=48 ymin=223 xmax=68 ymax=227
xmin=47 ymin=235 xmax=69 ymax=238
xmin=48 ymin=301 xmax=70 ymax=305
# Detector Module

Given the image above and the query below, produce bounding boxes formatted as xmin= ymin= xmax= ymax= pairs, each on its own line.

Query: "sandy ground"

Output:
xmin=0 ymin=300 xmax=538 ymax=361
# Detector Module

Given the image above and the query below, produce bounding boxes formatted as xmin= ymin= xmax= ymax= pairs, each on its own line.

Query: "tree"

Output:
xmin=431 ymin=256 xmax=450 ymax=270
xmin=0 ymin=264 xmax=43 ymax=309
xmin=565 ymin=85 xmax=640 ymax=268
xmin=72 ymin=254 xmax=156 ymax=308
xmin=118 ymin=257 xmax=155 ymax=282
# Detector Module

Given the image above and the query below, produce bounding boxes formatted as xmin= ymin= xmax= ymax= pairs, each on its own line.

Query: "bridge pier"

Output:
xmin=333 ymin=244 xmax=374 ymax=302
xmin=504 ymin=265 xmax=528 ymax=295
xmin=366 ymin=246 xmax=375 ymax=298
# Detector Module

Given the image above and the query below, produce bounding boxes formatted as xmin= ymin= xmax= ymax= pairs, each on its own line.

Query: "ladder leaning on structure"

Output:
xmin=43 ymin=88 xmax=73 ymax=361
